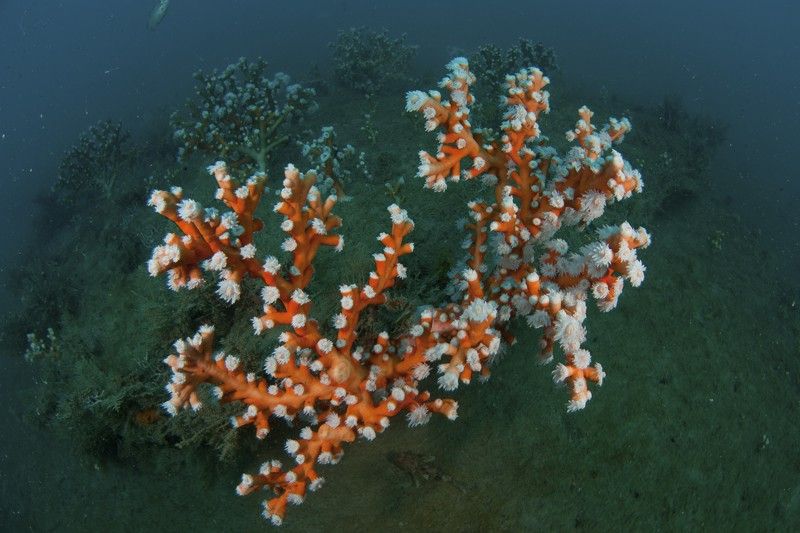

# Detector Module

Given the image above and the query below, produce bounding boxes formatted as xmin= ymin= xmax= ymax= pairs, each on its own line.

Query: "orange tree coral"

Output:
xmin=147 ymin=57 xmax=649 ymax=525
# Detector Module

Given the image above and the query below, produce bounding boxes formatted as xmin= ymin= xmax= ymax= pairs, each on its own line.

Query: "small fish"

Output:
xmin=148 ymin=0 xmax=170 ymax=30
xmin=387 ymin=450 xmax=467 ymax=493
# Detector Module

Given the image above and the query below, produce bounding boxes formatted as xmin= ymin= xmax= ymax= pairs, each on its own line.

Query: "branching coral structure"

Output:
xmin=54 ymin=120 xmax=136 ymax=205
xmin=298 ymin=126 xmax=371 ymax=199
xmin=330 ymin=27 xmax=417 ymax=95
xmin=147 ymin=57 xmax=650 ymax=525
xmin=171 ymin=57 xmax=317 ymax=176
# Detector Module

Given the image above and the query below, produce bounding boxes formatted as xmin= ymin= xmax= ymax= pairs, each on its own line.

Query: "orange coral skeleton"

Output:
xmin=148 ymin=57 xmax=650 ymax=525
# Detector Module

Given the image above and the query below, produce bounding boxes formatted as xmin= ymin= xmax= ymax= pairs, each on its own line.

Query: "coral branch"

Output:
xmin=406 ymin=57 xmax=649 ymax=408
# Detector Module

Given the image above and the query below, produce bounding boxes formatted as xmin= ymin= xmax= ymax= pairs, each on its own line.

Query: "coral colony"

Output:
xmin=298 ymin=126 xmax=371 ymax=199
xmin=55 ymin=120 xmax=135 ymax=205
xmin=330 ymin=27 xmax=417 ymax=94
xmin=147 ymin=57 xmax=649 ymax=525
xmin=171 ymin=57 xmax=317 ymax=176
